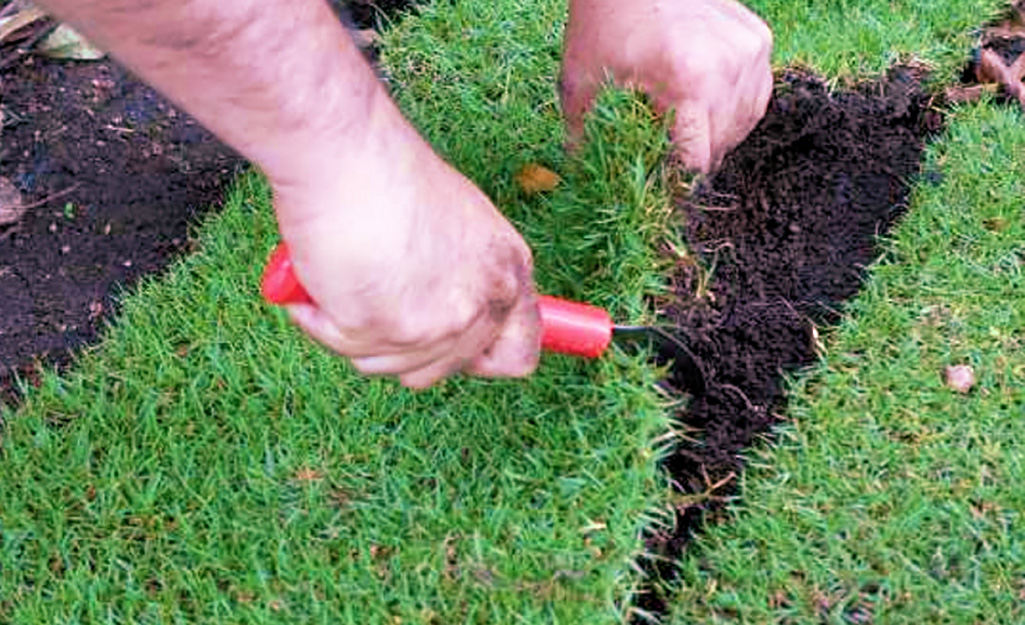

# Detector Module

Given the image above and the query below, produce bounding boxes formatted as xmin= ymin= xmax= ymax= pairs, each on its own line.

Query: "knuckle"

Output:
xmin=448 ymin=300 xmax=480 ymax=334
xmin=486 ymin=272 xmax=527 ymax=324
xmin=668 ymin=48 xmax=703 ymax=81
xmin=510 ymin=349 xmax=540 ymax=377
xmin=476 ymin=340 xmax=540 ymax=379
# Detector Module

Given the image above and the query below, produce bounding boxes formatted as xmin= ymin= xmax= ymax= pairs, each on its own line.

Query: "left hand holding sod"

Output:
xmin=560 ymin=0 xmax=773 ymax=173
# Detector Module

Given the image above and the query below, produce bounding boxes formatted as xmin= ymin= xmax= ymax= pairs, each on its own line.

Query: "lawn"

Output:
xmin=1 ymin=0 xmax=1022 ymax=623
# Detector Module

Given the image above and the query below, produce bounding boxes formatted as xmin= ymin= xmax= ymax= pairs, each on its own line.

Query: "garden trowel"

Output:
xmin=260 ymin=243 xmax=703 ymax=388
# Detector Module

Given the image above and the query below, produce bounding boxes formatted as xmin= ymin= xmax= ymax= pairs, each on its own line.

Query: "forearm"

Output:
xmin=36 ymin=0 xmax=397 ymax=187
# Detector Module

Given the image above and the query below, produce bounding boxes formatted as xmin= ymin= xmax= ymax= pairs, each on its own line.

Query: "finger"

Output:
xmin=286 ymin=303 xmax=405 ymax=358
xmin=669 ymin=104 xmax=713 ymax=174
xmin=717 ymin=0 xmax=768 ymax=32
xmin=286 ymin=303 xmax=359 ymax=353
xmin=466 ymin=291 xmax=540 ymax=378
xmin=350 ymin=337 xmax=455 ymax=377
xmin=399 ymin=356 xmax=470 ymax=390
xmin=397 ymin=290 xmax=524 ymax=385
xmin=713 ymin=52 xmax=773 ymax=166
xmin=754 ymin=59 xmax=774 ymax=121
xmin=739 ymin=26 xmax=774 ymax=127
xmin=559 ymin=69 xmax=600 ymax=151
xmin=291 ymin=302 xmax=465 ymax=380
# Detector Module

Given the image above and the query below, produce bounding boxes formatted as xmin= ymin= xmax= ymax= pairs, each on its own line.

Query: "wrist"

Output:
xmin=259 ymin=48 xmax=409 ymax=191
xmin=269 ymin=83 xmax=450 ymax=239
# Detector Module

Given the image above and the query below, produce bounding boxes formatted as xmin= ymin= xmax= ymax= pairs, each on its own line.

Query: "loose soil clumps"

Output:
xmin=635 ymin=69 xmax=935 ymax=614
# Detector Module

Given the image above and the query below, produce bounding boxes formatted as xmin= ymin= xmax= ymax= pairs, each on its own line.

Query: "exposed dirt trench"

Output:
xmin=0 ymin=58 xmax=243 ymax=396
xmin=631 ymin=69 xmax=937 ymax=616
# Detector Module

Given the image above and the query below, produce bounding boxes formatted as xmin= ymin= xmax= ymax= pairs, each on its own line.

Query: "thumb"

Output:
xmin=559 ymin=69 xmax=599 ymax=152
xmin=669 ymin=103 xmax=713 ymax=174
xmin=467 ymin=291 xmax=541 ymax=378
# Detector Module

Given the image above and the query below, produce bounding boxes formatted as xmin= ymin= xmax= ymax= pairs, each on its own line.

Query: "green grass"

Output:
xmin=669 ymin=81 xmax=1025 ymax=625
xmin=748 ymin=0 xmax=1005 ymax=80
xmin=0 ymin=1 xmax=681 ymax=622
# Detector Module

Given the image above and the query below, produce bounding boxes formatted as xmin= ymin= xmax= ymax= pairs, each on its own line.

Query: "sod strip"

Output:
xmin=671 ymin=100 xmax=1025 ymax=623
xmin=0 ymin=1 xmax=681 ymax=622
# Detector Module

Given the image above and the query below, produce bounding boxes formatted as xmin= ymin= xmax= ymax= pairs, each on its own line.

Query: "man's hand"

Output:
xmin=275 ymin=98 xmax=540 ymax=388
xmin=39 ymin=0 xmax=540 ymax=388
xmin=561 ymin=0 xmax=773 ymax=173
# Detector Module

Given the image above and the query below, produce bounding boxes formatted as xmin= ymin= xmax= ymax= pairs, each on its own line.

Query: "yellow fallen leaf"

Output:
xmin=515 ymin=163 xmax=561 ymax=194
xmin=37 ymin=23 xmax=105 ymax=60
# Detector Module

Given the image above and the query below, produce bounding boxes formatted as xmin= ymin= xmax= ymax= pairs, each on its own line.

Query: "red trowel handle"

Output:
xmin=261 ymin=243 xmax=613 ymax=359
xmin=534 ymin=295 xmax=611 ymax=358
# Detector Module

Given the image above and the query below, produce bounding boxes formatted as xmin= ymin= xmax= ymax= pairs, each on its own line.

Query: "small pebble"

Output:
xmin=945 ymin=364 xmax=975 ymax=393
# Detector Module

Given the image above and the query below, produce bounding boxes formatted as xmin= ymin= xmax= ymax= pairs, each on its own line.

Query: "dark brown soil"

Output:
xmin=0 ymin=56 xmax=243 ymax=389
xmin=633 ymin=69 xmax=935 ymax=615
xmin=339 ymin=0 xmax=419 ymax=29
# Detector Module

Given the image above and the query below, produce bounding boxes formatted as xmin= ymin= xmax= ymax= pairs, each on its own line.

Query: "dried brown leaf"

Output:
xmin=293 ymin=467 xmax=323 ymax=481
xmin=515 ymin=163 xmax=562 ymax=194
xmin=0 ymin=4 xmax=46 ymax=47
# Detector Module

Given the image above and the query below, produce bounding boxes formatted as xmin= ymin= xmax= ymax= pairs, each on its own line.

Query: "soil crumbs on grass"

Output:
xmin=0 ymin=57 xmax=243 ymax=392
xmin=636 ymin=69 xmax=935 ymax=615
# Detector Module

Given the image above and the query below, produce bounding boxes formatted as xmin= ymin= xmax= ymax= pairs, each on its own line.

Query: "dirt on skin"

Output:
xmin=0 ymin=56 xmax=244 ymax=391
xmin=633 ymin=69 xmax=936 ymax=615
